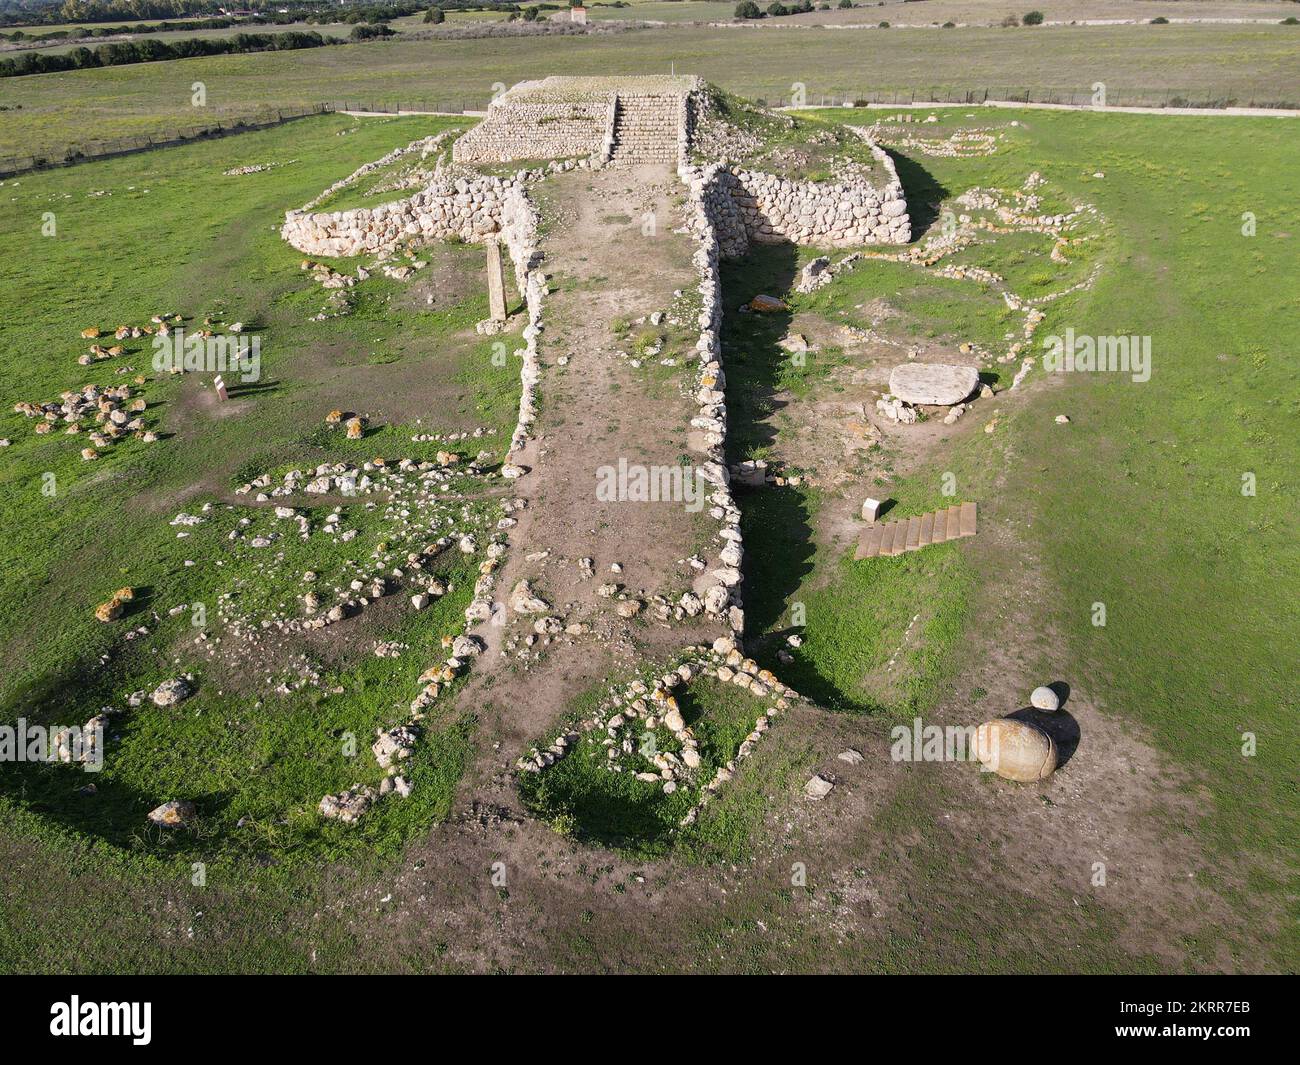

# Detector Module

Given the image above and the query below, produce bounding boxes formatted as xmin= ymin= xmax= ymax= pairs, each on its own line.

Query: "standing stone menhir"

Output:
xmin=487 ymin=238 xmax=508 ymax=323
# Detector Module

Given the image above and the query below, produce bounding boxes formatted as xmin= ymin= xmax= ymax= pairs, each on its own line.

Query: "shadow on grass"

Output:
xmin=720 ymin=241 xmax=882 ymax=715
xmin=719 ymin=241 xmax=799 ymax=461
xmin=887 ymin=150 xmax=949 ymax=242
xmin=1009 ymin=681 xmax=1081 ymax=767
xmin=517 ymin=681 xmax=775 ymax=859
xmin=0 ymin=655 xmax=236 ymax=857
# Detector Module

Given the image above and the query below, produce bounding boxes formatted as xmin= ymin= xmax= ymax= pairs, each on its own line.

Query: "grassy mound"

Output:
xmin=691 ymin=84 xmax=880 ymax=183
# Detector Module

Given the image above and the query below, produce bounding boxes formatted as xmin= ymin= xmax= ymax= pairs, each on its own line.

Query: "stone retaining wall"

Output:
xmin=728 ymin=145 xmax=911 ymax=247
xmin=452 ymin=100 xmax=610 ymax=164
xmin=681 ymin=160 xmax=745 ymax=637
xmin=281 ymin=173 xmax=512 ymax=257
xmin=282 ymin=82 xmax=909 ymax=267
xmin=498 ymin=184 xmax=545 ymax=455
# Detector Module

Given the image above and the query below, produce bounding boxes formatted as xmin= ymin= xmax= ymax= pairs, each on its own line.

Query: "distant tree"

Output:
xmin=350 ymin=23 xmax=396 ymax=39
xmin=423 ymin=6 xmax=445 ymax=22
xmin=767 ymin=1 xmax=788 ymax=14
xmin=734 ymin=0 xmax=761 ymax=15
xmin=837 ymin=0 xmax=852 ymax=7
xmin=1022 ymin=9 xmax=1043 ymax=24
xmin=1149 ymin=16 xmax=1169 ymax=23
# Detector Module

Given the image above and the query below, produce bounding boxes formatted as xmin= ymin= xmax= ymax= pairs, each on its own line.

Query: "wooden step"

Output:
xmin=918 ymin=511 xmax=934 ymax=549
xmin=888 ymin=521 xmax=908 ymax=556
xmin=854 ymin=501 xmax=980 ymax=560
xmin=855 ymin=522 xmax=885 ymax=560
xmin=945 ymin=504 xmax=963 ymax=541
xmin=904 ymin=515 xmax=922 ymax=552
xmin=931 ymin=507 xmax=947 ymax=543
xmin=878 ymin=521 xmax=899 ymax=556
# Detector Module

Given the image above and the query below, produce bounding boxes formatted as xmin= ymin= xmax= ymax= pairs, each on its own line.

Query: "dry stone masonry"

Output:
xmin=281 ymin=77 xmax=910 ymax=273
xmin=453 ymin=95 xmax=609 ymax=164
xmin=274 ymin=77 xmax=919 ymax=829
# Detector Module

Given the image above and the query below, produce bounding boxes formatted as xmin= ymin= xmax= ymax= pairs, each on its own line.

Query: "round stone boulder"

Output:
xmin=888 ymin=363 xmax=980 ymax=406
xmin=1030 ymin=685 xmax=1061 ymax=711
xmin=973 ymin=719 xmax=1058 ymax=782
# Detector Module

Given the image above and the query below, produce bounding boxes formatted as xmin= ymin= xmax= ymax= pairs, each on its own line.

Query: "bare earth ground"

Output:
xmin=448 ymin=164 xmax=729 ymax=815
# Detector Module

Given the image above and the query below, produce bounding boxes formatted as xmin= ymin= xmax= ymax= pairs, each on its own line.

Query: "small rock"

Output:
xmin=509 ymin=580 xmax=550 ymax=614
xmin=150 ymin=678 xmax=193 ymax=708
xmin=1030 ymin=685 xmax=1061 ymax=711
xmin=804 ymin=775 xmax=835 ymax=800
xmin=147 ymin=799 xmax=196 ymax=828
xmin=749 ymin=294 xmax=789 ymax=313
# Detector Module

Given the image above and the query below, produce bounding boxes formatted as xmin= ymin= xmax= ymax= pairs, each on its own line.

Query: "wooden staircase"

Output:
xmin=854 ymin=502 xmax=977 ymax=560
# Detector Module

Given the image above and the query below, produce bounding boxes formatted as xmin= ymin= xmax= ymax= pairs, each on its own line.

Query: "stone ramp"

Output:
xmin=854 ymin=502 xmax=977 ymax=559
xmin=476 ymin=164 xmax=727 ymax=655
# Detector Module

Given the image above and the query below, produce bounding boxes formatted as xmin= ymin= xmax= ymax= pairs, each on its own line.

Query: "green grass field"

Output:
xmin=2 ymin=24 xmax=1299 ymax=160
xmin=0 ymin=82 xmax=1295 ymax=971
xmin=0 ymin=20 xmax=348 ymax=58
xmin=753 ymin=104 xmax=1299 ymax=968
xmin=0 ymin=110 xmax=525 ymax=885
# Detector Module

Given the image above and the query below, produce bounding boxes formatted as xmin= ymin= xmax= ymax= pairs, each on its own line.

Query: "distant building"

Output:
xmin=570 ymin=5 xmax=588 ymax=24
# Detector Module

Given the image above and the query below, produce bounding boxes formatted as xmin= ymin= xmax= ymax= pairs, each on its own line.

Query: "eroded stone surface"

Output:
xmin=888 ymin=363 xmax=980 ymax=406
xmin=973 ymin=719 xmax=1058 ymax=782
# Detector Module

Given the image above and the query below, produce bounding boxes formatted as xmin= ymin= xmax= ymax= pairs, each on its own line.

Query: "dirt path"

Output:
xmin=453 ymin=163 xmax=729 ymax=808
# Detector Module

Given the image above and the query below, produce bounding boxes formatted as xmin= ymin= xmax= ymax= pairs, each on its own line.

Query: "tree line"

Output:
xmin=0 ymin=28 xmax=336 ymax=75
xmin=0 ymin=1 xmax=432 ymax=28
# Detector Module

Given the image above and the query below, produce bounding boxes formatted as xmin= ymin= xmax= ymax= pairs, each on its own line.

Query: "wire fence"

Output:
xmin=762 ymin=86 xmax=1300 ymax=110
xmin=0 ymin=99 xmax=490 ymax=179
xmin=2 ymin=86 xmax=1293 ymax=178
xmin=326 ymin=99 xmax=489 ymax=115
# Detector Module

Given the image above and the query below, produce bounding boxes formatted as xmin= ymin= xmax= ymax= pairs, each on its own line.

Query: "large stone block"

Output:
xmin=888 ymin=363 xmax=980 ymax=406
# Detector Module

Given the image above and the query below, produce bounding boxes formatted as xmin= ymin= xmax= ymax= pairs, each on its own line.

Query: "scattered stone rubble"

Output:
xmin=865 ymin=116 xmax=1005 ymax=159
xmin=811 ymin=168 xmax=1101 ymax=405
